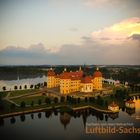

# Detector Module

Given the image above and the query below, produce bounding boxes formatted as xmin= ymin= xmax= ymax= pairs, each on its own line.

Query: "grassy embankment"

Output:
xmin=9 ymin=89 xmax=40 ymax=97
xmin=0 ymin=85 xmax=128 ymax=116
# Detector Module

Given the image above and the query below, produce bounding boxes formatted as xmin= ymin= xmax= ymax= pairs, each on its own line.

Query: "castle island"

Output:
xmin=1 ymin=66 xmax=138 ymax=119
xmin=47 ymin=67 xmax=102 ymax=94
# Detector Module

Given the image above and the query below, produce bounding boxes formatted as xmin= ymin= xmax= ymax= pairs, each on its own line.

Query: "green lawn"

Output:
xmin=0 ymin=91 xmax=9 ymax=98
xmin=0 ymin=87 xmax=127 ymax=116
xmin=0 ymin=101 xmax=51 ymax=115
xmin=12 ymin=95 xmax=48 ymax=106
xmin=9 ymin=89 xmax=39 ymax=97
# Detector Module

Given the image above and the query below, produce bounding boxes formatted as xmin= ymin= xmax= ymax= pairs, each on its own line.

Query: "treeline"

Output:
xmin=54 ymin=66 xmax=140 ymax=84
xmin=0 ymin=65 xmax=139 ymax=83
xmin=0 ymin=66 xmax=45 ymax=80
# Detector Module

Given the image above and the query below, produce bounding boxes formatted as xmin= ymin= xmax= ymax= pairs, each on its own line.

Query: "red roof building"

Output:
xmin=47 ymin=67 xmax=103 ymax=93
xmin=125 ymin=100 xmax=135 ymax=109
xmin=81 ymin=76 xmax=92 ymax=83
xmin=47 ymin=69 xmax=55 ymax=76
xmin=93 ymin=70 xmax=102 ymax=78
xmin=60 ymin=71 xmax=71 ymax=79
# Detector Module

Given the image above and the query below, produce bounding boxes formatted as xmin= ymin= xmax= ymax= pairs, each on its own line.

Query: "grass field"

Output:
xmin=0 ymin=86 xmax=128 ymax=116
xmin=11 ymin=95 xmax=48 ymax=106
xmin=9 ymin=89 xmax=39 ymax=97
xmin=0 ymin=92 xmax=9 ymax=98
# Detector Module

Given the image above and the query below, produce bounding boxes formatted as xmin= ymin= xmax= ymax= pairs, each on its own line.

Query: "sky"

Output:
xmin=0 ymin=0 xmax=140 ymax=65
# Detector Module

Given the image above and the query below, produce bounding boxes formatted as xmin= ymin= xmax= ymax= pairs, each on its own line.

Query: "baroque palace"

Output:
xmin=47 ymin=67 xmax=102 ymax=94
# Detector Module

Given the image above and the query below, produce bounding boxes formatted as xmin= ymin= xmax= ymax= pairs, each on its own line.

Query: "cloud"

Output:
xmin=129 ymin=34 xmax=140 ymax=41
xmin=0 ymin=17 xmax=140 ymax=65
xmin=91 ymin=17 xmax=140 ymax=44
xmin=0 ymin=43 xmax=61 ymax=65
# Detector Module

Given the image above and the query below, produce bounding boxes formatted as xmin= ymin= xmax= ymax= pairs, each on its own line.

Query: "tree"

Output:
xmin=24 ymin=85 xmax=27 ymax=89
xmin=54 ymin=97 xmax=58 ymax=104
xmin=10 ymin=103 xmax=16 ymax=110
xmin=34 ymin=85 xmax=38 ymax=89
xmin=44 ymin=82 xmax=47 ymax=87
xmin=20 ymin=101 xmax=26 ymax=108
xmin=89 ymin=97 xmax=95 ymax=103
xmin=66 ymin=95 xmax=70 ymax=102
xmin=115 ymin=89 xmax=126 ymax=99
xmin=60 ymin=96 xmax=65 ymax=103
xmin=0 ymin=94 xmax=4 ymax=110
xmin=92 ymin=97 xmax=95 ymax=103
xmin=99 ymin=98 xmax=104 ymax=106
xmin=2 ymin=86 xmax=6 ymax=92
xmin=40 ymin=83 xmax=43 ymax=87
xmin=105 ymin=100 xmax=108 ymax=107
xmin=67 ymin=96 xmax=73 ymax=103
xmin=19 ymin=85 xmax=22 ymax=90
xmin=30 ymin=85 xmax=34 ymax=89
xmin=45 ymin=97 xmax=51 ymax=104
xmin=31 ymin=101 xmax=34 ymax=107
xmin=110 ymin=94 xmax=114 ymax=99
xmin=97 ymin=96 xmax=101 ymax=105
xmin=35 ymin=84 xmax=40 ymax=89
xmin=14 ymin=85 xmax=18 ymax=90
xmin=71 ymin=97 xmax=77 ymax=104
xmin=85 ymin=97 xmax=88 ymax=103
xmin=77 ymin=97 xmax=80 ymax=103
xmin=38 ymin=99 xmax=42 ymax=105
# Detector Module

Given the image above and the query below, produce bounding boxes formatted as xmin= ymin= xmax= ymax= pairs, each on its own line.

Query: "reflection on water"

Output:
xmin=0 ymin=99 xmax=140 ymax=140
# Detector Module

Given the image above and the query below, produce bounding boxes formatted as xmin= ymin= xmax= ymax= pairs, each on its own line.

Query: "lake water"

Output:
xmin=0 ymin=98 xmax=140 ymax=140
xmin=0 ymin=75 xmax=47 ymax=91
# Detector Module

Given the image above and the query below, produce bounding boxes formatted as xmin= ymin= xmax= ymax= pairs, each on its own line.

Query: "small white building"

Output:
xmin=125 ymin=100 xmax=135 ymax=109
xmin=108 ymin=102 xmax=119 ymax=112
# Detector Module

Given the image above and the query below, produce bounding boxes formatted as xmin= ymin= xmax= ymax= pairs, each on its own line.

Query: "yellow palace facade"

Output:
xmin=47 ymin=67 xmax=102 ymax=94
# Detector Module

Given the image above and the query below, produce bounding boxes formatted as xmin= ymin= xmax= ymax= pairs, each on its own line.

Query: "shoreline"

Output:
xmin=0 ymin=104 xmax=116 ymax=119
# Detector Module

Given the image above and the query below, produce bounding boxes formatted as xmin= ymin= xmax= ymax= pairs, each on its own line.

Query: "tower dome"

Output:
xmin=60 ymin=68 xmax=71 ymax=79
xmin=47 ymin=68 xmax=55 ymax=76
xmin=93 ymin=67 xmax=102 ymax=78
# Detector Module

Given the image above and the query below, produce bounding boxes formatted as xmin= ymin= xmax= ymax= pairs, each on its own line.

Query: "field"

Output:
xmin=9 ymin=89 xmax=40 ymax=97
xmin=12 ymin=95 xmax=47 ymax=106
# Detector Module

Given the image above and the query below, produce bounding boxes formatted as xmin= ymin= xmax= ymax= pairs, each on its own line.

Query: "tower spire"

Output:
xmin=64 ymin=68 xmax=67 ymax=72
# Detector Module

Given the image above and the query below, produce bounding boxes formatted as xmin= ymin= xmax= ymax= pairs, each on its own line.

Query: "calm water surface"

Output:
xmin=0 ymin=75 xmax=46 ymax=91
xmin=0 ymin=99 xmax=140 ymax=140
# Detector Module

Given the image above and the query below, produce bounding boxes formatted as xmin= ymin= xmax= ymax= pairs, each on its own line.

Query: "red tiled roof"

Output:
xmin=93 ymin=70 xmax=102 ymax=77
xmin=81 ymin=76 xmax=92 ymax=83
xmin=109 ymin=102 xmax=118 ymax=107
xmin=47 ymin=70 xmax=55 ymax=76
xmin=60 ymin=72 xmax=71 ymax=79
xmin=55 ymin=74 xmax=60 ymax=78
xmin=70 ymin=71 xmax=83 ymax=78
xmin=71 ymin=77 xmax=81 ymax=80
xmin=126 ymin=100 xmax=135 ymax=104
